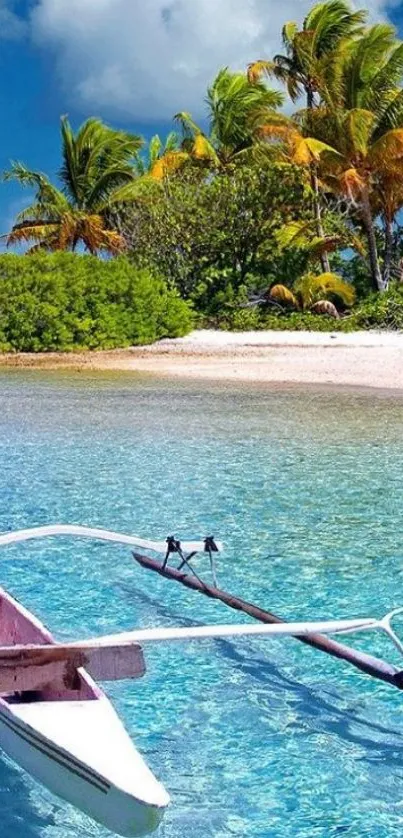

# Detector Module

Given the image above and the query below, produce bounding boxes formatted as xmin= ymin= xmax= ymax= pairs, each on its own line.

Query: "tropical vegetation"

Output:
xmin=3 ymin=117 xmax=142 ymax=254
xmin=3 ymin=0 xmax=403 ymax=349
xmin=0 ymin=254 xmax=192 ymax=351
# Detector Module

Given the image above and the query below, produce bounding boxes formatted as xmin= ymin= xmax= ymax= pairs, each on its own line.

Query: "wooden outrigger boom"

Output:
xmin=0 ymin=525 xmax=402 ymax=691
xmin=133 ymin=553 xmax=403 ymax=690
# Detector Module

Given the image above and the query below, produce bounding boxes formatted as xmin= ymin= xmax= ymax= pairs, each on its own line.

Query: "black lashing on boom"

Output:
xmin=204 ymin=536 xmax=219 ymax=552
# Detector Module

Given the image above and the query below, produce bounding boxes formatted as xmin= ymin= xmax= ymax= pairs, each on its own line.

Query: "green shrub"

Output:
xmin=0 ymin=253 xmax=193 ymax=351
xmin=347 ymin=288 xmax=403 ymax=330
xmin=118 ymin=162 xmax=311 ymax=306
xmin=213 ymin=286 xmax=403 ymax=332
xmin=222 ymin=308 xmax=345 ymax=332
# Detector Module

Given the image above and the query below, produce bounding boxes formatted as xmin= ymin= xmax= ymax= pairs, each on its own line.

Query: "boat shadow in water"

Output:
xmin=120 ymin=582 xmax=403 ymax=767
xmin=220 ymin=641 xmax=403 ymax=766
xmin=0 ymin=755 xmax=55 ymax=836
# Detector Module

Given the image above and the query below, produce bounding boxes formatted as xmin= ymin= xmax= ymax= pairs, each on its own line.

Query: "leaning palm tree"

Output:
xmin=175 ymin=68 xmax=283 ymax=168
xmin=3 ymin=116 xmax=143 ymax=254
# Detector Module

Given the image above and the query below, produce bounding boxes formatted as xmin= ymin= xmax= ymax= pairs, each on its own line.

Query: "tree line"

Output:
xmin=4 ymin=1 xmax=403 ymax=327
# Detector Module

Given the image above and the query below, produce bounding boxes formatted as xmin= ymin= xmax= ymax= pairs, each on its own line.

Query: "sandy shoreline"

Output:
xmin=0 ymin=330 xmax=402 ymax=391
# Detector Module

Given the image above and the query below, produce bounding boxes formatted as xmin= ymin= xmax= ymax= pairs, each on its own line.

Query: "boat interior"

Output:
xmin=0 ymin=588 xmax=97 ymax=703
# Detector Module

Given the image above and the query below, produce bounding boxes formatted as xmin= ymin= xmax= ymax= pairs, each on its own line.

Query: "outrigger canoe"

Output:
xmin=0 ymin=525 xmax=223 ymax=836
xmin=0 ymin=584 xmax=169 ymax=837
xmin=0 ymin=524 xmax=402 ymax=837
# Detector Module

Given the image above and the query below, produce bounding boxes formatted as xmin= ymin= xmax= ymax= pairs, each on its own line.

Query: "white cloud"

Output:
xmin=0 ymin=1 xmax=26 ymax=39
xmin=30 ymin=0 xmax=395 ymax=122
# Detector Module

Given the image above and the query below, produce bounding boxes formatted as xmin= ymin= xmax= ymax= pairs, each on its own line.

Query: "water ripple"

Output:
xmin=0 ymin=372 xmax=403 ymax=836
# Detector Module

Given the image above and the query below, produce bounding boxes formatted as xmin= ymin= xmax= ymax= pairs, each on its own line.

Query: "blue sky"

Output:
xmin=0 ymin=0 xmax=402 ymax=242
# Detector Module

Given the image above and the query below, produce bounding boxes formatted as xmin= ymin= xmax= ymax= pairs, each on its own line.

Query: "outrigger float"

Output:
xmin=0 ymin=525 xmax=402 ymax=837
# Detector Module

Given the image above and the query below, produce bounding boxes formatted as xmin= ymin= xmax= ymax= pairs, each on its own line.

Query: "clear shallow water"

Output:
xmin=0 ymin=373 xmax=403 ymax=837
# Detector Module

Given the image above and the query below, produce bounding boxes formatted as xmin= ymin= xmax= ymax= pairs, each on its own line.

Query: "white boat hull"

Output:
xmin=0 ymin=696 xmax=169 ymax=837
xmin=0 ymin=584 xmax=169 ymax=836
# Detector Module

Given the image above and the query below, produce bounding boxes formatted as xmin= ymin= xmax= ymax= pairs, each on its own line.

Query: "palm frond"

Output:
xmin=343 ymin=108 xmax=375 ymax=156
xmin=311 ymin=300 xmax=340 ymax=318
xmin=343 ymin=23 xmax=397 ymax=110
xmin=103 ymin=177 xmax=160 ymax=205
xmin=364 ymin=41 xmax=403 ymax=115
xmin=305 ymin=1 xmax=367 ymax=56
xmin=149 ymin=135 xmax=163 ymax=167
xmin=294 ymin=271 xmax=355 ymax=308
xmin=60 ymin=115 xmax=80 ymax=205
xmin=374 ymin=89 xmax=403 ymax=137
xmin=206 ymin=68 xmax=283 ymax=153
xmin=369 ymin=128 xmax=403 ymax=171
xmin=6 ymin=221 xmax=59 ymax=247
xmin=173 ymin=111 xmax=202 ymax=139
xmin=247 ymin=60 xmax=275 ymax=83
xmin=165 ymin=131 xmax=180 ymax=152
xmin=276 ymin=220 xmax=341 ymax=258
xmin=282 ymin=21 xmax=299 ymax=53
xmin=269 ymin=284 xmax=299 ymax=308
xmin=150 ymin=151 xmax=189 ymax=180
xmin=338 ymin=167 xmax=365 ymax=198
xmin=58 ymin=116 xmax=142 ymax=210
xmin=3 ymin=162 xmax=53 ymax=191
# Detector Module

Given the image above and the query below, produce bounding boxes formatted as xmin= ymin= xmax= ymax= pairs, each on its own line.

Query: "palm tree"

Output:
xmin=275 ymin=217 xmax=364 ymax=263
xmin=3 ymin=116 xmax=143 ymax=254
xmin=300 ymin=23 xmax=403 ymax=291
xmin=262 ymin=111 xmax=403 ymax=292
xmin=175 ymin=68 xmax=283 ymax=168
xmin=248 ymin=1 xmax=367 ymax=109
xmin=248 ymin=1 xmax=367 ymax=272
xmin=259 ymin=17 xmax=403 ymax=291
xmin=375 ymin=175 xmax=403 ymax=285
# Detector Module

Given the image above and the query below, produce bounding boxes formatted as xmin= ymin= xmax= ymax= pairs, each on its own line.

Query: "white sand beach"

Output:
xmin=1 ymin=330 xmax=403 ymax=391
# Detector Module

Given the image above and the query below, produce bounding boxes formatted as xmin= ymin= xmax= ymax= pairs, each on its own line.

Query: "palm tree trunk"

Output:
xmin=306 ymin=86 xmax=330 ymax=274
xmin=361 ymin=189 xmax=385 ymax=293
xmin=383 ymin=216 xmax=393 ymax=291
xmin=311 ymin=168 xmax=330 ymax=273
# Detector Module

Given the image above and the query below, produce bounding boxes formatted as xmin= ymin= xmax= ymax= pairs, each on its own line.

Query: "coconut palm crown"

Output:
xmin=175 ymin=68 xmax=284 ymax=168
xmin=3 ymin=116 xmax=143 ymax=254
xmin=248 ymin=0 xmax=367 ymax=108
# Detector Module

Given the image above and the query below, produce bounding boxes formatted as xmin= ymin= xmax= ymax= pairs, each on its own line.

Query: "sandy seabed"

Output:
xmin=0 ymin=330 xmax=402 ymax=392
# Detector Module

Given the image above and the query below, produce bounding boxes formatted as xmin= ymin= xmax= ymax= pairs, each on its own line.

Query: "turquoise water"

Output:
xmin=1 ymin=373 xmax=403 ymax=837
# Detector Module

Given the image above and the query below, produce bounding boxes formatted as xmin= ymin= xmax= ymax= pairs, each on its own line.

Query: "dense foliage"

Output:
xmin=114 ymin=163 xmax=311 ymax=314
xmin=0 ymin=254 xmax=192 ymax=351
xmin=223 ymin=288 xmax=403 ymax=332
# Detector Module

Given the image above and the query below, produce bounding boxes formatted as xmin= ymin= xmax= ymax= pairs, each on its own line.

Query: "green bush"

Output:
xmin=212 ymin=286 xmax=403 ymax=332
xmin=219 ymin=307 xmax=347 ymax=332
xmin=347 ymin=288 xmax=403 ymax=330
xmin=118 ymin=162 xmax=311 ymax=307
xmin=0 ymin=253 xmax=193 ymax=351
